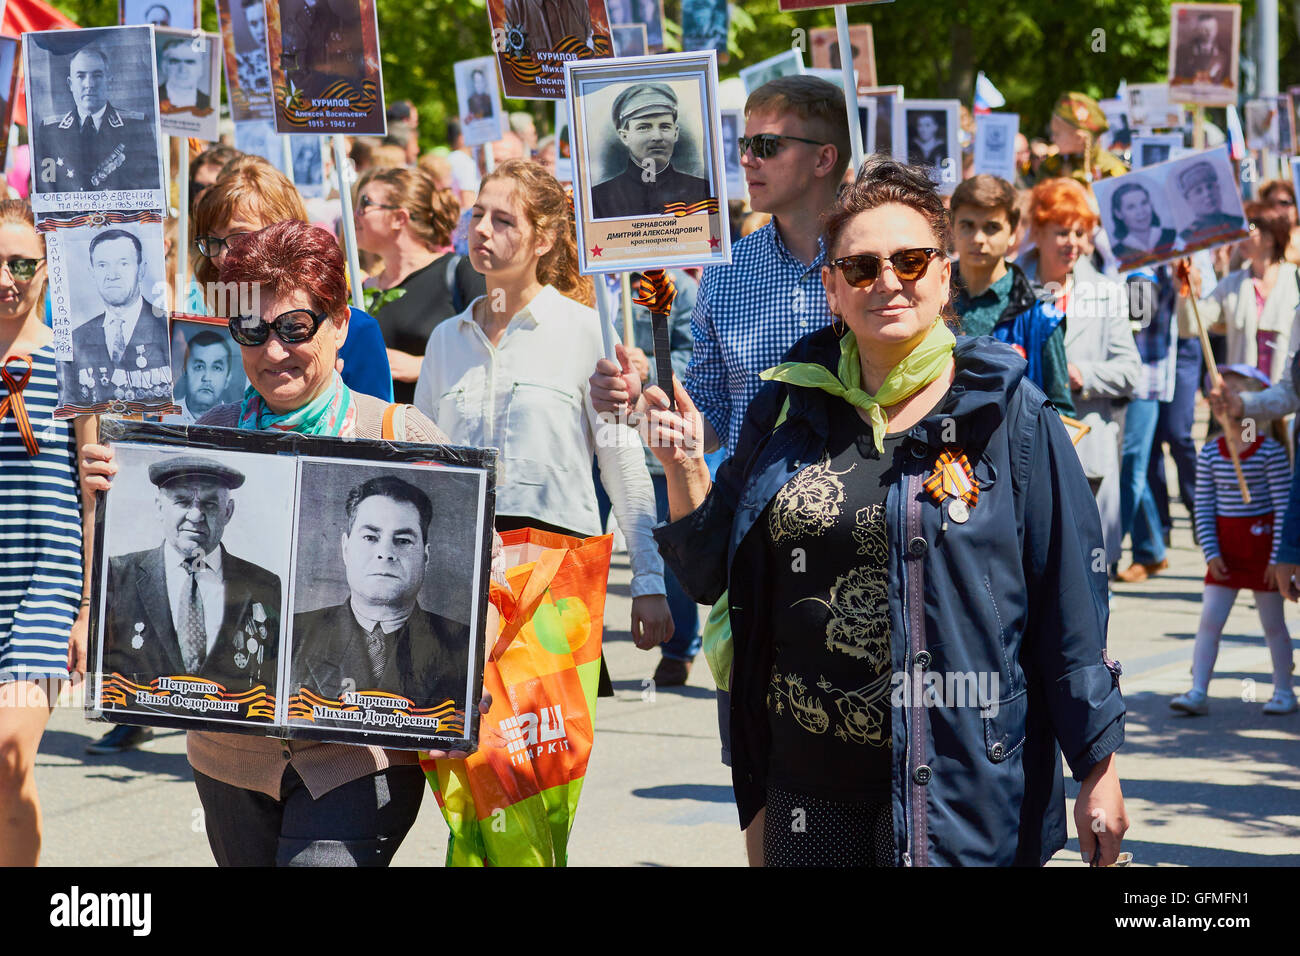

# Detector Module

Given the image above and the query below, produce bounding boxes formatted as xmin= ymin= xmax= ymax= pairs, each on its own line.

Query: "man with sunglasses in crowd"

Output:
xmin=589 ymin=75 xmax=850 ymax=865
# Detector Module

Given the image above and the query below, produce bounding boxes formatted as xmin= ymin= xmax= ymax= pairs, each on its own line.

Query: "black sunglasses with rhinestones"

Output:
xmin=831 ymin=248 xmax=943 ymax=287
xmin=195 ymin=233 xmax=253 ymax=258
xmin=736 ymin=133 xmax=828 ymax=160
xmin=229 ymin=309 xmax=329 ymax=346
xmin=0 ymin=256 xmax=44 ymax=281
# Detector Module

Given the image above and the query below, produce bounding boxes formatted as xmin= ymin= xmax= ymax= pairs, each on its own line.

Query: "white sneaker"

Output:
xmin=1262 ymin=690 xmax=1298 ymax=715
xmin=1170 ymin=688 xmax=1210 ymax=715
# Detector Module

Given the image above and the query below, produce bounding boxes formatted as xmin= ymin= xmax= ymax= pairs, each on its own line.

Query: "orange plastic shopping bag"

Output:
xmin=422 ymin=527 xmax=612 ymax=866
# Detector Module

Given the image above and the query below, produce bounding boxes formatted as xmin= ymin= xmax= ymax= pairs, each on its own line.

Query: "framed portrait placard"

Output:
xmin=24 ymin=25 xmax=167 ymax=215
xmin=606 ymin=0 xmax=664 ymax=52
xmin=973 ymin=112 xmax=1018 ymax=183
xmin=155 ymin=27 xmax=222 ymax=141
xmin=810 ymin=24 xmax=876 ymax=87
xmin=43 ymin=211 xmax=174 ymax=419
xmin=892 ymin=98 xmax=960 ymax=195
xmin=1093 ymin=145 xmax=1248 ymax=274
xmin=738 ymin=48 xmax=803 ymax=96
xmin=565 ymin=51 xmax=731 ymax=275
xmin=1167 ymin=2 xmax=1240 ymax=107
xmin=719 ymin=107 xmax=744 ymax=198
xmin=0 ymin=37 xmax=19 ymax=174
xmin=1130 ymin=133 xmax=1184 ymax=170
xmin=487 ymin=0 xmax=612 ymax=101
xmin=216 ymin=0 xmax=273 ymax=123
xmin=163 ymin=313 xmax=246 ymax=425
xmin=119 ymin=0 xmax=199 ymax=30
xmin=859 ymin=84 xmax=901 ymax=155
xmin=1127 ymin=82 xmax=1181 ymax=134
xmin=610 ymin=22 xmax=648 ymax=57
xmin=88 ymin=420 xmax=496 ymax=753
xmin=681 ymin=0 xmax=728 ymax=59
xmin=265 ymin=0 xmax=386 ymax=136
xmin=1244 ymin=98 xmax=1279 ymax=152
xmin=455 ymin=55 xmax=504 ymax=148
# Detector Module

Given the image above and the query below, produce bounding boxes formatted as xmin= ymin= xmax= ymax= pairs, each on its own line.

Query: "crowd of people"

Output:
xmin=1 ymin=75 xmax=1297 ymax=868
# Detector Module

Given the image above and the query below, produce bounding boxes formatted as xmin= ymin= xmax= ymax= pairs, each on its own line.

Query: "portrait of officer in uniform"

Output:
xmin=467 ymin=68 xmax=493 ymax=120
xmin=235 ymin=0 xmax=271 ymax=96
xmin=504 ymin=0 xmax=594 ymax=54
xmin=34 ymin=44 xmax=160 ymax=195
xmin=144 ymin=3 xmax=171 ymax=26
xmin=104 ymin=455 xmax=283 ymax=695
xmin=158 ymin=38 xmax=210 ymax=112
xmin=1175 ymin=159 xmax=1244 ymax=241
xmin=60 ymin=228 xmax=171 ymax=408
xmin=590 ymin=82 xmax=712 ymax=220
xmin=291 ymin=475 xmax=468 ymax=710
xmin=278 ymin=0 xmax=365 ymax=101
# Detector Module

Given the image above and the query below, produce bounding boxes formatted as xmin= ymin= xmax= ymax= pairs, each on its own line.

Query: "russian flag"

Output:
xmin=974 ymin=72 xmax=1005 ymax=115
xmin=1225 ymin=104 xmax=1246 ymax=162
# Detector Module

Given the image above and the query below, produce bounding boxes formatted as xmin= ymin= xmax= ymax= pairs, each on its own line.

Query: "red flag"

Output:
xmin=2 ymin=0 xmax=80 ymax=127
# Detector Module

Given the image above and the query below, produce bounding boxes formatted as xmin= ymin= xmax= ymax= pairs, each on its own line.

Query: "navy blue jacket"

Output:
xmin=655 ymin=329 xmax=1125 ymax=866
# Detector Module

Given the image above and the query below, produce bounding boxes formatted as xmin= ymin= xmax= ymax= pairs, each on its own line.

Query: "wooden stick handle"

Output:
xmin=1187 ymin=290 xmax=1251 ymax=504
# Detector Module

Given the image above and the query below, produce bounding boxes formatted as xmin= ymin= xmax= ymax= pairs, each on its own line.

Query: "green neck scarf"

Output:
xmin=760 ymin=321 xmax=956 ymax=452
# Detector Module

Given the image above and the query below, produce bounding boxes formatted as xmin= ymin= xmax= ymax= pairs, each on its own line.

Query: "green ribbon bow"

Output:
xmin=760 ymin=320 xmax=956 ymax=452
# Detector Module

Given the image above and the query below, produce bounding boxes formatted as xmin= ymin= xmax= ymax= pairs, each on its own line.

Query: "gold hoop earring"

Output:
xmin=831 ymin=312 xmax=845 ymax=336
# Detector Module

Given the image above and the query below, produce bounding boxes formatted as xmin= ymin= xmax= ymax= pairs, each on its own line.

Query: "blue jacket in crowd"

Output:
xmin=655 ymin=328 xmax=1126 ymax=865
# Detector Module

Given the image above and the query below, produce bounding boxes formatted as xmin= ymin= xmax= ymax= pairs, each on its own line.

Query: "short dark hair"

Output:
xmin=186 ymin=329 xmax=231 ymax=363
xmin=1109 ymin=182 xmax=1161 ymax=239
xmin=387 ymin=100 xmax=414 ymax=123
xmin=950 ymin=174 xmax=1021 ymax=232
xmin=89 ymin=228 xmax=143 ymax=265
xmin=823 ymin=156 xmax=952 ymax=258
xmin=345 ymin=476 xmax=433 ymax=545
xmin=745 ymin=75 xmax=851 ymax=181
xmin=240 ymin=0 xmax=259 ymax=8
xmin=1245 ymin=199 xmax=1292 ymax=262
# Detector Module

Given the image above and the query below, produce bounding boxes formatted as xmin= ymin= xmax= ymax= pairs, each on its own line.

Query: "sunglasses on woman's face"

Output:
xmin=229 ymin=308 xmax=328 ymax=347
xmin=0 ymin=256 xmax=44 ymax=281
xmin=736 ymin=132 xmax=827 ymax=160
xmin=357 ymin=194 xmax=399 ymax=214
xmin=195 ymin=232 xmax=252 ymax=258
xmin=831 ymin=248 xmax=943 ymax=287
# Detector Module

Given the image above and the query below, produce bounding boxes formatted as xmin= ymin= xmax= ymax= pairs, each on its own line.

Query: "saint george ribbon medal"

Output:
xmin=922 ymin=448 xmax=979 ymax=524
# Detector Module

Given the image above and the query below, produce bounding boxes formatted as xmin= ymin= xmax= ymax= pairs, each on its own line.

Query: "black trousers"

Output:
xmin=192 ymin=764 xmax=426 ymax=867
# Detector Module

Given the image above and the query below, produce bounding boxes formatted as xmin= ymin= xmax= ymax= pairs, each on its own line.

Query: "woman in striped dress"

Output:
xmin=1171 ymin=366 xmax=1297 ymax=716
xmin=0 ymin=200 xmax=94 ymax=865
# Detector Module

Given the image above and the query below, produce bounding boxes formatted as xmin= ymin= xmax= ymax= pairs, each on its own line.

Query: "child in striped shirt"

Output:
xmin=1171 ymin=366 xmax=1297 ymax=716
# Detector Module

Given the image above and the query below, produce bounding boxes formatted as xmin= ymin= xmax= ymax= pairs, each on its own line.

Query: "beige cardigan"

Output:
xmin=187 ymin=393 xmax=451 ymax=800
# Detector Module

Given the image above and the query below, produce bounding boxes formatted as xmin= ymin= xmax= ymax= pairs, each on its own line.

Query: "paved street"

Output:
xmin=33 ymin=512 xmax=1300 ymax=867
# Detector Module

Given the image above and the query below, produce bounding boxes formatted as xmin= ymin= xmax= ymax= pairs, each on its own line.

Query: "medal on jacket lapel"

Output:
xmin=135 ymin=344 xmax=147 ymax=369
xmin=131 ymin=622 xmax=145 ymax=649
xmin=923 ymin=448 xmax=979 ymax=524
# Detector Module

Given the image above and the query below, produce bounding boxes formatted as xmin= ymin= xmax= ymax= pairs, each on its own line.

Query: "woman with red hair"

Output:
xmin=80 ymin=220 xmax=487 ymax=867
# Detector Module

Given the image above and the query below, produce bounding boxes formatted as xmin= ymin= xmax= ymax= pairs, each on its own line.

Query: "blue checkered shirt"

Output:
xmin=683 ymin=221 xmax=832 ymax=451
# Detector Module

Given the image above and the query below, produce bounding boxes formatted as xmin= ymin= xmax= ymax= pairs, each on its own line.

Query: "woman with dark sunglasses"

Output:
xmin=0 ymin=200 xmax=96 ymax=864
xmin=644 ymin=158 xmax=1128 ymax=867
xmin=80 ymin=220 xmax=490 ymax=866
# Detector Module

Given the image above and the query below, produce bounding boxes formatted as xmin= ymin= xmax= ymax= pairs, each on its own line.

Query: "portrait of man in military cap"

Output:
xmin=590 ymin=81 xmax=712 ymax=220
xmin=1174 ymin=158 xmax=1244 ymax=241
xmin=29 ymin=34 xmax=162 ymax=197
xmin=102 ymin=453 xmax=284 ymax=695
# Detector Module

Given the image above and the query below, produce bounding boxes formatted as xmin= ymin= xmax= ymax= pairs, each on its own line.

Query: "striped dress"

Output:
xmin=0 ymin=346 xmax=81 ymax=681
xmin=1194 ymin=436 xmax=1291 ymax=591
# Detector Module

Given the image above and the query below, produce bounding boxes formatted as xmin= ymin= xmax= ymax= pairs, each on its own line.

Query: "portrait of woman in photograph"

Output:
xmin=1109 ymin=181 xmax=1177 ymax=260
xmin=907 ymin=110 xmax=947 ymax=168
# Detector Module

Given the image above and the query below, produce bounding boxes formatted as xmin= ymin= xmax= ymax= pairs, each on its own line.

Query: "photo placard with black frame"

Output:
xmin=567 ymin=51 xmax=730 ymax=275
xmin=88 ymin=420 xmax=496 ymax=753
xmin=25 ymin=25 xmax=166 ymax=214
